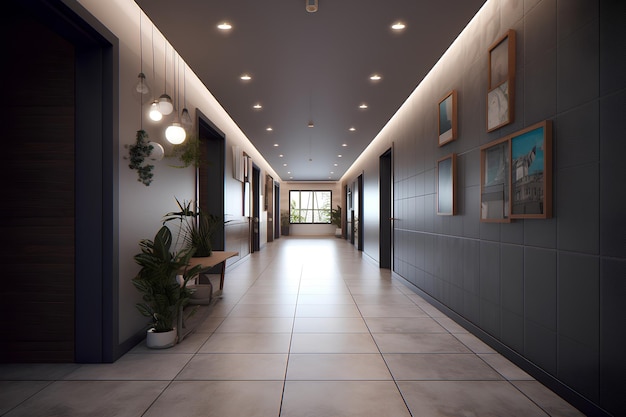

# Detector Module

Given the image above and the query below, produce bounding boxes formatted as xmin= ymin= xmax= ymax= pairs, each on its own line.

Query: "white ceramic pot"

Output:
xmin=146 ymin=328 xmax=177 ymax=349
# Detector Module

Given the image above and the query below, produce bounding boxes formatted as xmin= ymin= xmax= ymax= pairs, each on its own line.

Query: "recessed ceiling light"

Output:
xmin=308 ymin=121 xmax=314 ymax=128
xmin=240 ymin=74 xmax=251 ymax=80
xmin=370 ymin=74 xmax=382 ymax=81
xmin=359 ymin=103 xmax=368 ymax=109
xmin=330 ymin=171 xmax=334 ymax=174
xmin=253 ymin=103 xmax=262 ymax=109
xmin=266 ymin=127 xmax=273 ymax=131
xmin=334 ymin=163 xmax=338 ymax=166
xmin=337 ymin=154 xmax=342 ymax=158
xmin=349 ymin=127 xmax=356 ymax=131
xmin=283 ymin=163 xmax=287 ymax=166
xmin=217 ymin=22 xmax=232 ymax=30
xmin=279 ymin=154 xmax=284 ymax=157
xmin=288 ymin=171 xmax=291 ymax=174
xmin=342 ymin=143 xmax=348 ymax=147
xmin=391 ymin=22 xmax=406 ymax=30
xmin=273 ymin=143 xmax=279 ymax=147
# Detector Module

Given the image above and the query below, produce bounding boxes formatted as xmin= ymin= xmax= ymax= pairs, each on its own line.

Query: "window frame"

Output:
xmin=289 ymin=190 xmax=333 ymax=224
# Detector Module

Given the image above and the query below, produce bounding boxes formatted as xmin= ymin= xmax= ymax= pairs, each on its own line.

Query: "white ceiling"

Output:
xmin=135 ymin=0 xmax=486 ymax=181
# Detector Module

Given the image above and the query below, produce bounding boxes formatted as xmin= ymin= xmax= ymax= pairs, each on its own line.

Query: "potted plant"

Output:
xmin=132 ymin=225 xmax=202 ymax=348
xmin=330 ymin=205 xmax=342 ymax=237
xmin=163 ymin=198 xmax=221 ymax=257
xmin=281 ymin=210 xmax=290 ymax=236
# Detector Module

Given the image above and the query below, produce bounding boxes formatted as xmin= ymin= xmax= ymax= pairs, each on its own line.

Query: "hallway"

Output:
xmin=0 ymin=237 xmax=583 ymax=416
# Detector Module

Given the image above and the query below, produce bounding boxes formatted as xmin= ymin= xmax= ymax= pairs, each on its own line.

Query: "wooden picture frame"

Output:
xmin=438 ymin=90 xmax=457 ymax=146
xmin=487 ymin=30 xmax=516 ymax=132
xmin=510 ymin=120 xmax=552 ymax=219
xmin=437 ymin=153 xmax=457 ymax=215
xmin=480 ymin=137 xmax=511 ymax=222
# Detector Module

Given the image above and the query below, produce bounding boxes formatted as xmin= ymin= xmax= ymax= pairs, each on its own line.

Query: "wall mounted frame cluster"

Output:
xmin=480 ymin=120 xmax=552 ymax=222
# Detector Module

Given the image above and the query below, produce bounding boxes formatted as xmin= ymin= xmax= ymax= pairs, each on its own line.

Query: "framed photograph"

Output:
xmin=438 ymin=90 xmax=457 ymax=146
xmin=480 ymin=137 xmax=510 ymax=222
xmin=437 ymin=153 xmax=457 ymax=215
xmin=487 ymin=30 xmax=516 ymax=132
xmin=510 ymin=120 xmax=552 ymax=219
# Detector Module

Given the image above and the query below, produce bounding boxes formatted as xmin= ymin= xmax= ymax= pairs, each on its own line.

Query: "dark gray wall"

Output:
xmin=348 ymin=0 xmax=625 ymax=415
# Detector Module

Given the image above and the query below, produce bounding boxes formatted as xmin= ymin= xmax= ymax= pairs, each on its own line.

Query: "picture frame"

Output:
xmin=510 ymin=120 xmax=552 ymax=219
xmin=437 ymin=153 xmax=457 ymax=215
xmin=438 ymin=90 xmax=457 ymax=146
xmin=487 ymin=30 xmax=516 ymax=132
xmin=480 ymin=137 xmax=511 ymax=222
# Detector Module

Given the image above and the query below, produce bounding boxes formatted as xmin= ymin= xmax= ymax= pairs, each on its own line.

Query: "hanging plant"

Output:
xmin=126 ymin=129 xmax=155 ymax=186
xmin=166 ymin=133 xmax=202 ymax=168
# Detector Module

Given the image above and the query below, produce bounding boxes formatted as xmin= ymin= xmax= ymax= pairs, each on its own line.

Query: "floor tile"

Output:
xmin=290 ymin=333 xmax=379 ymax=353
xmin=365 ymin=317 xmax=447 ymax=333
xmin=295 ymin=304 xmax=361 ymax=317
xmin=216 ymin=317 xmax=294 ymax=333
xmin=143 ymin=381 xmax=284 ymax=417
xmin=296 ymin=294 xmax=356 ymax=304
xmin=384 ymin=353 xmax=503 ymax=380
xmin=453 ymin=332 xmax=498 ymax=353
xmin=281 ymin=381 xmax=412 ymax=417
xmin=2 ymin=381 xmax=168 ymax=417
xmin=398 ymin=381 xmax=549 ymax=416
xmin=479 ymin=353 xmax=535 ymax=380
xmin=176 ymin=354 xmax=288 ymax=380
xmin=0 ymin=381 xmax=49 ymax=415
xmin=293 ymin=317 xmax=369 ymax=333
xmin=286 ymin=354 xmax=392 ymax=380
xmin=372 ymin=333 xmax=472 ymax=353
xmin=227 ymin=303 xmax=296 ymax=317
xmin=0 ymin=364 xmax=79 ymax=381
xmin=64 ymin=354 xmax=192 ymax=380
xmin=358 ymin=304 xmax=429 ymax=318
xmin=433 ymin=316 xmax=469 ymax=333
xmin=199 ymin=333 xmax=292 ymax=353
xmin=352 ymin=294 xmax=415 ymax=305
xmin=237 ymin=293 xmax=299 ymax=305
xmin=512 ymin=381 xmax=586 ymax=416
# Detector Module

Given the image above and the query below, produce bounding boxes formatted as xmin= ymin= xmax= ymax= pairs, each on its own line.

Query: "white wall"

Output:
xmin=76 ymin=0 xmax=280 ymax=343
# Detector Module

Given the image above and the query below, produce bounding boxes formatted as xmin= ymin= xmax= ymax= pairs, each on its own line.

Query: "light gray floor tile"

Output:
xmin=176 ymin=353 xmax=288 ymax=380
xmin=293 ymin=317 xmax=369 ymax=333
xmin=384 ymin=353 xmax=503 ymax=380
xmin=365 ymin=317 xmax=447 ymax=333
xmin=193 ymin=316 xmax=226 ymax=333
xmin=295 ymin=304 xmax=361 ymax=317
xmin=130 ymin=331 xmax=210 ymax=354
xmin=64 ymin=354 xmax=192 ymax=380
xmin=281 ymin=381 xmax=412 ymax=417
xmin=0 ymin=364 xmax=80 ymax=381
xmin=373 ymin=333 xmax=472 ymax=353
xmin=286 ymin=354 xmax=392 ymax=380
xmin=352 ymin=294 xmax=415 ymax=305
xmin=199 ymin=333 xmax=292 ymax=353
xmin=433 ymin=316 xmax=469 ymax=333
xmin=216 ymin=317 xmax=294 ymax=333
xmin=143 ymin=381 xmax=284 ymax=417
xmin=296 ymin=294 xmax=356 ymax=304
xmin=3 ymin=381 xmax=167 ymax=417
xmin=227 ymin=303 xmax=296 ymax=317
xmin=398 ymin=380 xmax=550 ymax=416
xmin=512 ymin=381 xmax=586 ymax=417
xmin=237 ymin=293 xmax=299 ymax=305
xmin=290 ymin=333 xmax=379 ymax=353
xmin=453 ymin=332 xmax=498 ymax=353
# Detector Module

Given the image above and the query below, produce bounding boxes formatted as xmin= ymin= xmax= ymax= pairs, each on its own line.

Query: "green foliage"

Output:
xmin=166 ymin=134 xmax=202 ymax=168
xmin=132 ymin=225 xmax=202 ymax=332
xmin=280 ymin=209 xmax=290 ymax=227
xmin=330 ymin=205 xmax=342 ymax=228
xmin=163 ymin=197 xmax=223 ymax=257
xmin=126 ymin=130 xmax=154 ymax=186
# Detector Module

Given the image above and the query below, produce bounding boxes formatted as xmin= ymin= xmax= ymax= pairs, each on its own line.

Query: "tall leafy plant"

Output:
xmin=132 ymin=225 xmax=202 ymax=332
xmin=163 ymin=198 xmax=222 ymax=257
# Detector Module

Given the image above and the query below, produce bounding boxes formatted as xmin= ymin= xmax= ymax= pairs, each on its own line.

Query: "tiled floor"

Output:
xmin=0 ymin=237 xmax=585 ymax=416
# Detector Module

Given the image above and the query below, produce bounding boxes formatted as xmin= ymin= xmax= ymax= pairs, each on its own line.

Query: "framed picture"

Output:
xmin=487 ymin=30 xmax=516 ymax=132
xmin=480 ymin=137 xmax=510 ymax=222
xmin=510 ymin=120 xmax=552 ymax=219
xmin=437 ymin=153 xmax=457 ymax=215
xmin=438 ymin=90 xmax=457 ymax=146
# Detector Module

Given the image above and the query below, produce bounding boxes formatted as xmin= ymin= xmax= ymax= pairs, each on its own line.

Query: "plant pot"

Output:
xmin=146 ymin=328 xmax=177 ymax=349
xmin=335 ymin=228 xmax=342 ymax=238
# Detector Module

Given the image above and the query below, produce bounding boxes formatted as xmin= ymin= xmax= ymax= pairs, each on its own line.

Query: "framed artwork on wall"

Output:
xmin=487 ymin=30 xmax=516 ymax=132
xmin=480 ymin=137 xmax=510 ymax=222
xmin=437 ymin=153 xmax=457 ymax=215
xmin=438 ymin=90 xmax=457 ymax=146
xmin=510 ymin=120 xmax=552 ymax=219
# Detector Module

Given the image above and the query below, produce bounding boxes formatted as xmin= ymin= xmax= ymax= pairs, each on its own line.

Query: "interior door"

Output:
xmin=379 ymin=148 xmax=393 ymax=269
xmin=266 ymin=174 xmax=274 ymax=242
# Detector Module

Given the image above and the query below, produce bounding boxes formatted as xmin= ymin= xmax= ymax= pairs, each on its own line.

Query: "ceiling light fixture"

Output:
xmin=266 ymin=127 xmax=273 ymax=131
xmin=349 ymin=127 xmax=356 ymax=131
xmin=337 ymin=154 xmax=343 ymax=158
xmin=392 ymin=22 xmax=406 ymax=30
xmin=240 ymin=74 xmax=251 ymax=81
xmin=148 ymin=25 xmax=162 ymax=122
xmin=158 ymin=41 xmax=173 ymax=115
xmin=359 ymin=103 xmax=368 ymax=109
xmin=308 ymin=121 xmax=314 ymax=128
xmin=253 ymin=103 xmax=262 ymax=109
xmin=217 ymin=22 xmax=232 ymax=30
xmin=166 ymin=52 xmax=186 ymax=144
xmin=273 ymin=143 xmax=279 ymax=147
xmin=180 ymin=62 xmax=192 ymax=129
xmin=133 ymin=13 xmax=151 ymax=102
xmin=370 ymin=74 xmax=382 ymax=81
xmin=342 ymin=143 xmax=348 ymax=147
xmin=306 ymin=0 xmax=318 ymax=13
